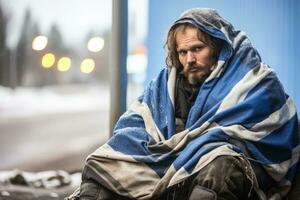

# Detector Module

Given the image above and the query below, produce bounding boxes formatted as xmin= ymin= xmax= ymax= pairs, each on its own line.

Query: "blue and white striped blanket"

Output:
xmin=86 ymin=8 xmax=299 ymax=199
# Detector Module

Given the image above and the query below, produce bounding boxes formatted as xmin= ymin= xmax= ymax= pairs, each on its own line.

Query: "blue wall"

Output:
xmin=146 ymin=0 xmax=300 ymax=113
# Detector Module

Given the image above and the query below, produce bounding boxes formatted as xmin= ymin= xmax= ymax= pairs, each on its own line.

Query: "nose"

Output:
xmin=187 ymin=51 xmax=196 ymax=64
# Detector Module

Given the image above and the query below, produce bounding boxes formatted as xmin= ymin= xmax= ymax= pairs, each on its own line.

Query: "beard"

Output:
xmin=183 ymin=64 xmax=212 ymax=86
xmin=187 ymin=72 xmax=205 ymax=86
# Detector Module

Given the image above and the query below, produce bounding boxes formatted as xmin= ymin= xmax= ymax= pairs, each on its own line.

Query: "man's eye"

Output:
xmin=193 ymin=46 xmax=203 ymax=52
xmin=178 ymin=50 xmax=187 ymax=56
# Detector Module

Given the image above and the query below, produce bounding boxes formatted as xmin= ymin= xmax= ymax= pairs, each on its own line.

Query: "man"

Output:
xmin=68 ymin=8 xmax=299 ymax=200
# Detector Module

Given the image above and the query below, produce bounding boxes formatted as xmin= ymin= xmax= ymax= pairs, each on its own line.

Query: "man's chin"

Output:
xmin=188 ymin=75 xmax=204 ymax=86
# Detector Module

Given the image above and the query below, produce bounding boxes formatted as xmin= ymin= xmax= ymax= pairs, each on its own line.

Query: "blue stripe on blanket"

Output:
xmin=109 ymin=127 xmax=155 ymax=155
xmin=189 ymin=105 xmax=220 ymax=131
xmin=109 ymin=127 xmax=176 ymax=177
xmin=212 ymin=74 xmax=287 ymax=128
xmin=143 ymin=69 xmax=175 ymax=139
xmin=173 ymin=130 xmax=230 ymax=172
xmin=114 ymin=112 xmax=146 ymax=130
xmin=188 ymin=60 xmax=260 ymax=126
xmin=245 ymin=115 xmax=298 ymax=164
xmin=245 ymin=71 xmax=286 ymax=107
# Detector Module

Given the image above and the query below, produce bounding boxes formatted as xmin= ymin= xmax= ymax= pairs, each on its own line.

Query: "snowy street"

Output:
xmin=0 ymin=84 xmax=110 ymax=172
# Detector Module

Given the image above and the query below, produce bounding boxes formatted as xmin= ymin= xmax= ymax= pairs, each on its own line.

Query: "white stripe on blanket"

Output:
xmin=167 ymin=67 xmax=176 ymax=108
xmin=88 ymin=144 xmax=161 ymax=198
xmin=217 ymin=97 xmax=296 ymax=141
xmin=205 ymin=60 xmax=225 ymax=82
xmin=251 ymin=97 xmax=296 ymax=133
xmin=129 ymin=101 xmax=166 ymax=142
xmin=217 ymin=63 xmax=272 ymax=113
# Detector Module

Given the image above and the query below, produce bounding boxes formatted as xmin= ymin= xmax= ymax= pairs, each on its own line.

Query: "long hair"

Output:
xmin=164 ymin=23 xmax=223 ymax=70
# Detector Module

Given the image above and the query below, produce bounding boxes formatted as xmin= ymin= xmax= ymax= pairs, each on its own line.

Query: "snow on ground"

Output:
xmin=0 ymin=85 xmax=107 ymax=195
xmin=0 ymin=84 xmax=110 ymax=171
xmin=0 ymin=84 xmax=110 ymax=121
xmin=0 ymin=169 xmax=81 ymax=189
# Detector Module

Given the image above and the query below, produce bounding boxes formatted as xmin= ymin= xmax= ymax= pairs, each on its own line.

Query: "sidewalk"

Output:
xmin=0 ymin=170 xmax=81 ymax=200
xmin=0 ymin=84 xmax=110 ymax=171
xmin=0 ymin=84 xmax=110 ymax=199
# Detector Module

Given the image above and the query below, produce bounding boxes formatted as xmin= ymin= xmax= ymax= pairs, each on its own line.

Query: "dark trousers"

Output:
xmin=76 ymin=155 xmax=258 ymax=200
xmin=156 ymin=155 xmax=257 ymax=200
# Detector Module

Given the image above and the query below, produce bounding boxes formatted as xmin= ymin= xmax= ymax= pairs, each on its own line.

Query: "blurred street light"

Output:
xmin=32 ymin=36 xmax=48 ymax=51
xmin=80 ymin=58 xmax=95 ymax=73
xmin=87 ymin=37 xmax=104 ymax=52
xmin=41 ymin=53 xmax=56 ymax=68
xmin=57 ymin=57 xmax=71 ymax=72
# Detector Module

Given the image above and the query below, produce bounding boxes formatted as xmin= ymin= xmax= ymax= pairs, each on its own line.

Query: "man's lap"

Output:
xmin=78 ymin=155 xmax=257 ymax=200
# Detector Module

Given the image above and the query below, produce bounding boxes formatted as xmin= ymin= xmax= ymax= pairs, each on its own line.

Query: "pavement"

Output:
xmin=0 ymin=84 xmax=110 ymax=199
xmin=0 ymin=84 xmax=110 ymax=172
xmin=0 ymin=183 xmax=77 ymax=200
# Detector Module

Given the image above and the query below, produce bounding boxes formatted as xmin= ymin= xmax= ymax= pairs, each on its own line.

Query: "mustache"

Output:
xmin=187 ymin=63 xmax=206 ymax=71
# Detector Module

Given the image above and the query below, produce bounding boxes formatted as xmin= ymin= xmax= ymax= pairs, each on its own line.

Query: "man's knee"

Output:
xmin=79 ymin=179 xmax=101 ymax=200
xmin=189 ymin=156 xmax=253 ymax=199
xmin=79 ymin=179 xmax=122 ymax=200
xmin=189 ymin=185 xmax=217 ymax=200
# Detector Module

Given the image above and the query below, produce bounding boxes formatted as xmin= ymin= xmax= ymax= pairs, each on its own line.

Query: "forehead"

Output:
xmin=175 ymin=26 xmax=204 ymax=47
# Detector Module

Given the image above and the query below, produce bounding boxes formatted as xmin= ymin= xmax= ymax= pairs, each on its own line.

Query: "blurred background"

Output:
xmin=0 ymin=0 xmax=299 ymax=173
xmin=0 ymin=0 xmax=148 ymax=172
